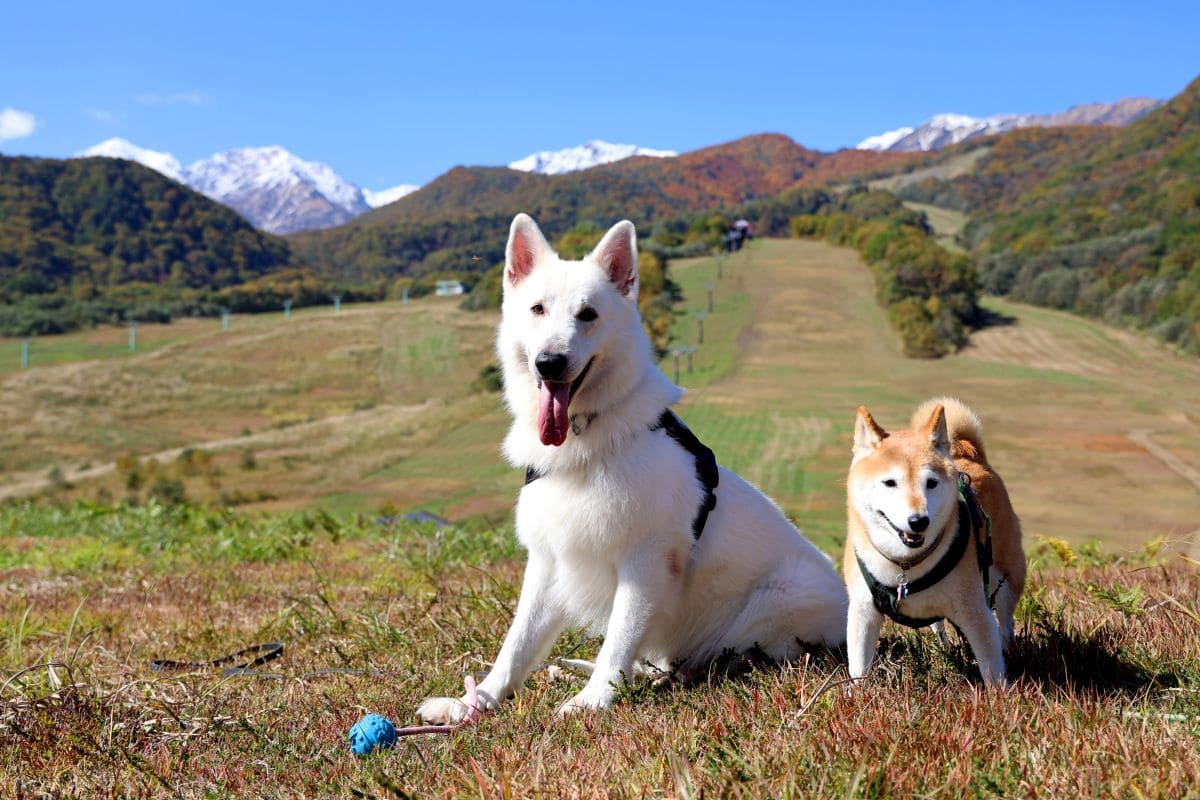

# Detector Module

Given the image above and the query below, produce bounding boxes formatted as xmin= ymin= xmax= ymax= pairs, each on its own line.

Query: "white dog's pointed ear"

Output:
xmin=590 ymin=219 xmax=638 ymax=296
xmin=922 ymin=404 xmax=951 ymax=457
xmin=506 ymin=213 xmax=551 ymax=287
xmin=854 ymin=406 xmax=888 ymax=456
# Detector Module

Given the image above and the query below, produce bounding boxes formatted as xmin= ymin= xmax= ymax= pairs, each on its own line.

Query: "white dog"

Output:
xmin=418 ymin=214 xmax=847 ymax=721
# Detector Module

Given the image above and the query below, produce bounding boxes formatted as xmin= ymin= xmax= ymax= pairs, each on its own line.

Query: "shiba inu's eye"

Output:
xmin=531 ymin=303 xmax=545 ymax=316
xmin=882 ymin=479 xmax=897 ymax=488
xmin=576 ymin=307 xmax=598 ymax=322
xmin=926 ymin=478 xmax=939 ymax=489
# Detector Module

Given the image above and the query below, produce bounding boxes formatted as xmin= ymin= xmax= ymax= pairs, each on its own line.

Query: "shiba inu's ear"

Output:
xmin=921 ymin=404 xmax=951 ymax=457
xmin=590 ymin=220 xmax=638 ymax=297
xmin=854 ymin=406 xmax=888 ymax=456
xmin=506 ymin=213 xmax=551 ymax=287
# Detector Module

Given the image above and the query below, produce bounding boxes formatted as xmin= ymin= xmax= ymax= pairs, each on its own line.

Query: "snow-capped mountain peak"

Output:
xmin=363 ymin=183 xmax=420 ymax=208
xmin=509 ymin=139 xmax=676 ymax=175
xmin=74 ymin=140 xmax=410 ymax=233
xmin=857 ymin=98 xmax=1161 ymax=153
xmin=186 ymin=146 xmax=368 ymax=215
xmin=74 ymin=137 xmax=186 ymax=183
xmin=855 ymin=126 xmax=915 ymax=152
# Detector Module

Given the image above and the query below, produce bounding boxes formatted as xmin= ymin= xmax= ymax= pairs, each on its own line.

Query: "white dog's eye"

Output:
xmin=531 ymin=303 xmax=545 ymax=316
xmin=926 ymin=478 xmax=939 ymax=489
xmin=882 ymin=478 xmax=897 ymax=488
xmin=576 ymin=307 xmax=598 ymax=322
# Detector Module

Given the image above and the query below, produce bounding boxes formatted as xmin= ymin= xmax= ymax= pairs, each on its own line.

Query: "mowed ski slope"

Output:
xmin=668 ymin=239 xmax=1200 ymax=552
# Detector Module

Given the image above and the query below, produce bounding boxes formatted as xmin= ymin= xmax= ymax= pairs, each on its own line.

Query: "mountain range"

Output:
xmin=508 ymin=140 xmax=676 ymax=174
xmin=72 ymin=138 xmax=679 ymax=235
xmin=75 ymin=139 xmax=389 ymax=234
xmin=288 ymin=133 xmax=916 ymax=282
xmin=857 ymin=97 xmax=1160 ymax=152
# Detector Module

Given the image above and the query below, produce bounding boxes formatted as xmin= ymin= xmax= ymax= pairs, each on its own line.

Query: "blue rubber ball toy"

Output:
xmin=349 ymin=713 xmax=398 ymax=755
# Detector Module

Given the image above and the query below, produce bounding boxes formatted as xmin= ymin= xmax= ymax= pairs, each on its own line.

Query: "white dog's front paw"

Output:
xmin=555 ymin=684 xmax=615 ymax=716
xmin=416 ymin=696 xmax=469 ymax=725
xmin=417 ymin=686 xmax=498 ymax=724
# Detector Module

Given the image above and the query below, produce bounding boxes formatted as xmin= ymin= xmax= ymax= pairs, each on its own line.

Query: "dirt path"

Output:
xmin=1128 ymin=428 xmax=1200 ymax=558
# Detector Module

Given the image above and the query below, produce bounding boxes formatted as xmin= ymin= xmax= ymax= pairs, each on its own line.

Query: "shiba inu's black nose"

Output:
xmin=535 ymin=352 xmax=569 ymax=381
xmin=907 ymin=514 xmax=930 ymax=533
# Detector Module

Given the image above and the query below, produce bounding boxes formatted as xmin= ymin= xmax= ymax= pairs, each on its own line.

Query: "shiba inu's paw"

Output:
xmin=555 ymin=685 xmax=615 ymax=716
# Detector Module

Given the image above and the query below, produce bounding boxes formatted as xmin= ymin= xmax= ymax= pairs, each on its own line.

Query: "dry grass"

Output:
xmin=2 ymin=507 xmax=1197 ymax=798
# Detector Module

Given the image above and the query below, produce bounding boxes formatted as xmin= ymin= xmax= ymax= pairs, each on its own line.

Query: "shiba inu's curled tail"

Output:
xmin=911 ymin=396 xmax=988 ymax=464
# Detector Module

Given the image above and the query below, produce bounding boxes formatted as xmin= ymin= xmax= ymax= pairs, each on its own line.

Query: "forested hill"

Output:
xmin=893 ymin=75 xmax=1200 ymax=354
xmin=288 ymin=134 xmax=917 ymax=282
xmin=0 ymin=154 xmax=293 ymax=296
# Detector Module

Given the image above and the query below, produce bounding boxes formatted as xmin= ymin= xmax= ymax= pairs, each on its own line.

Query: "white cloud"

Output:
xmin=135 ymin=91 xmax=213 ymax=107
xmin=0 ymin=107 xmax=37 ymax=141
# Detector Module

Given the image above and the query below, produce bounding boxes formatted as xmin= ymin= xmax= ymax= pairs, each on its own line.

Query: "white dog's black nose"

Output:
xmin=535 ymin=352 xmax=569 ymax=381
xmin=907 ymin=514 xmax=930 ymax=533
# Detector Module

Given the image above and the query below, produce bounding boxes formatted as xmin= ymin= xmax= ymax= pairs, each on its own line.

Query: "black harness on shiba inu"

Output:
xmin=524 ymin=409 xmax=719 ymax=541
xmin=855 ymin=475 xmax=994 ymax=629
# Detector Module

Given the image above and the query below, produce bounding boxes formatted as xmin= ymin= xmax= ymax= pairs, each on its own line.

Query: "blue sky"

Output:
xmin=2 ymin=1 xmax=1197 ymax=191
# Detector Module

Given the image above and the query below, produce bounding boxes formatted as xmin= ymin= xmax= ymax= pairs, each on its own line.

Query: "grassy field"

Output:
xmin=2 ymin=505 xmax=1197 ymax=798
xmin=8 ymin=238 xmax=1199 ymax=553
xmin=3 ymin=238 xmax=1200 ymax=796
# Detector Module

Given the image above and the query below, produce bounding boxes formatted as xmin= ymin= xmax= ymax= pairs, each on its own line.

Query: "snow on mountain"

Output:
xmin=74 ymin=141 xmax=400 ymax=234
xmin=74 ymin=138 xmax=186 ymax=183
xmin=363 ymin=183 xmax=420 ymax=208
xmin=185 ymin=146 xmax=370 ymax=234
xmin=855 ymin=126 xmax=915 ymax=152
xmin=857 ymin=98 xmax=1161 ymax=152
xmin=509 ymin=139 xmax=676 ymax=175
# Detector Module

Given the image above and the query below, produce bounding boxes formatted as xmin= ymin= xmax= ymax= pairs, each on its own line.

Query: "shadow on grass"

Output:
xmin=1006 ymin=621 xmax=1180 ymax=696
xmin=870 ymin=620 xmax=1180 ymax=697
xmin=971 ymin=304 xmax=1019 ymax=331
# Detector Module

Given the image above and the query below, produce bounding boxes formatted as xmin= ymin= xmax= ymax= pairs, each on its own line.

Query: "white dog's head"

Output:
xmin=497 ymin=213 xmax=646 ymax=447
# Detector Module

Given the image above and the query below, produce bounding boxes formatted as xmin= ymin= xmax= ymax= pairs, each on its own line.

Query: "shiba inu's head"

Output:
xmin=848 ymin=404 xmax=959 ymax=562
xmin=497 ymin=213 xmax=648 ymax=447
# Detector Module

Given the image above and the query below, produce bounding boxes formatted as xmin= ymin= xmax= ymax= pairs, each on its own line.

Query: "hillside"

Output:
xmin=0 ymin=154 xmax=296 ymax=332
xmin=966 ymin=76 xmax=1200 ymax=353
xmin=289 ymin=134 xmax=917 ymax=282
xmin=8 ymin=239 xmax=1199 ymax=549
xmin=889 ymin=126 xmax=1114 ymax=213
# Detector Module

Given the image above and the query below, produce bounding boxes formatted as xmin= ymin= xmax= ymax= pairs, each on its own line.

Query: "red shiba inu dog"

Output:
xmin=844 ymin=397 xmax=1025 ymax=686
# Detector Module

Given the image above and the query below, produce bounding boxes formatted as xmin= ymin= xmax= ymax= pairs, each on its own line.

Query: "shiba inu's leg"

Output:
xmin=846 ymin=599 xmax=884 ymax=680
xmin=557 ymin=557 xmax=669 ymax=715
xmin=418 ymin=555 xmax=564 ymax=724
xmin=952 ymin=598 xmax=1006 ymax=687
xmin=990 ymin=574 xmax=1019 ymax=650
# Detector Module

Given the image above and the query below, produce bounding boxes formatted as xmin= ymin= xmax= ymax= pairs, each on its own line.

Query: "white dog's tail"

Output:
xmin=911 ymin=396 xmax=987 ymax=464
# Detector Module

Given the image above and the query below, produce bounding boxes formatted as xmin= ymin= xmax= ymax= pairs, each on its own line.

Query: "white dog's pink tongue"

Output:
xmin=538 ymin=381 xmax=571 ymax=446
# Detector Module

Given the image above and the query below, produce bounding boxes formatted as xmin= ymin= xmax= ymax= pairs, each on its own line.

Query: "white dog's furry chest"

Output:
xmin=513 ymin=430 xmax=702 ymax=625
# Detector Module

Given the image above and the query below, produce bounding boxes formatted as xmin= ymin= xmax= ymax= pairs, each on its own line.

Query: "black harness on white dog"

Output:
xmin=524 ymin=409 xmax=719 ymax=541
